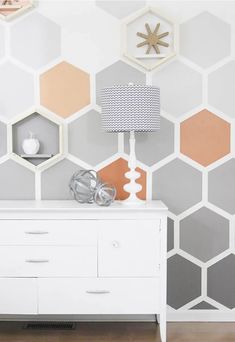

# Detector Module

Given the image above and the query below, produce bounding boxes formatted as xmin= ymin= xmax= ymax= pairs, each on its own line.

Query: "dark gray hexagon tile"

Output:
xmin=41 ymin=159 xmax=83 ymax=200
xmin=96 ymin=60 xmax=146 ymax=106
xmin=180 ymin=207 xmax=229 ymax=262
xmin=68 ymin=110 xmax=118 ymax=166
xmin=167 ymin=254 xmax=201 ymax=309
xmin=124 ymin=117 xmax=174 ymax=166
xmin=152 ymin=158 xmax=202 ymax=215
xmin=168 ymin=218 xmax=174 ymax=252
xmin=190 ymin=301 xmax=218 ymax=310
xmin=0 ymin=159 xmax=35 ymax=199
xmin=180 ymin=12 xmax=230 ymax=68
xmin=0 ymin=121 xmax=7 ymax=158
xmin=152 ymin=60 xmax=202 ymax=117
xmin=96 ymin=1 xmax=146 ymax=19
xmin=208 ymin=159 xmax=235 ymax=214
xmin=208 ymin=254 xmax=235 ymax=309
xmin=209 ymin=61 xmax=235 ymax=118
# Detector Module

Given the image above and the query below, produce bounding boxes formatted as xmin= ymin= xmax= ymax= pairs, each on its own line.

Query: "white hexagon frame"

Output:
xmin=122 ymin=7 xmax=177 ymax=71
xmin=0 ymin=0 xmax=34 ymax=21
xmin=8 ymin=107 xmax=64 ymax=172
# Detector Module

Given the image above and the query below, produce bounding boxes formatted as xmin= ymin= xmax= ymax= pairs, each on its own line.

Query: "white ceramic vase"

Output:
xmin=22 ymin=132 xmax=40 ymax=155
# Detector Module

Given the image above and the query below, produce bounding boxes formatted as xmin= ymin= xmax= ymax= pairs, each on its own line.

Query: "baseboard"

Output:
xmin=167 ymin=311 xmax=235 ymax=322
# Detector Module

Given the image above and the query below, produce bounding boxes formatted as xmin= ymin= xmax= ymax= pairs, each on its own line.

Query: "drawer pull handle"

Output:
xmin=25 ymin=259 xmax=49 ymax=263
xmin=111 ymin=241 xmax=120 ymax=248
xmin=25 ymin=231 xmax=49 ymax=235
xmin=86 ymin=290 xmax=110 ymax=294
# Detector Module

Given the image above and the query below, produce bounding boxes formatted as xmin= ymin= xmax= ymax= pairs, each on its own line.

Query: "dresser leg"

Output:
xmin=160 ymin=312 xmax=167 ymax=342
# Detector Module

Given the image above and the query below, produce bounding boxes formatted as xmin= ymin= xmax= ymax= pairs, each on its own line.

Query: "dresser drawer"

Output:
xmin=0 ymin=246 xmax=97 ymax=277
xmin=98 ymin=220 xmax=160 ymax=277
xmin=0 ymin=220 xmax=97 ymax=246
xmin=38 ymin=278 xmax=160 ymax=314
xmin=0 ymin=278 xmax=37 ymax=314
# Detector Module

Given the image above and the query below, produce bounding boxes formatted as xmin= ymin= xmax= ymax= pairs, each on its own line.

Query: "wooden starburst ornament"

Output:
xmin=137 ymin=22 xmax=169 ymax=54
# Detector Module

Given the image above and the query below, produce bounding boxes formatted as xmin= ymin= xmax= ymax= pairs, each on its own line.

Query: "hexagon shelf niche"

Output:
xmin=123 ymin=7 xmax=176 ymax=71
xmin=11 ymin=111 xmax=63 ymax=169
xmin=0 ymin=0 xmax=33 ymax=20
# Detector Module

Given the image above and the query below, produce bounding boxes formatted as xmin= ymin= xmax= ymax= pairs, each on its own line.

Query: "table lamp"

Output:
xmin=100 ymin=83 xmax=160 ymax=203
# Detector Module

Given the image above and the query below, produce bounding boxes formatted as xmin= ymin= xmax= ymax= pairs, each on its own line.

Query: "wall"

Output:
xmin=0 ymin=0 xmax=234 ymax=320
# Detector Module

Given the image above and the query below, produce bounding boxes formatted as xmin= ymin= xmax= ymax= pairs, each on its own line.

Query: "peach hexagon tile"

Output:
xmin=98 ymin=158 xmax=146 ymax=200
xmin=10 ymin=12 xmax=61 ymax=70
xmin=180 ymin=109 xmax=230 ymax=166
xmin=40 ymin=61 xmax=90 ymax=118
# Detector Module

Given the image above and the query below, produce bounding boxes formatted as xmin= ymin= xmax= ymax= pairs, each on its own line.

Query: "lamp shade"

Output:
xmin=100 ymin=84 xmax=160 ymax=132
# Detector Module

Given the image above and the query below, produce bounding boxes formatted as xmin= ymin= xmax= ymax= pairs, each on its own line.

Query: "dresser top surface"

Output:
xmin=0 ymin=200 xmax=167 ymax=212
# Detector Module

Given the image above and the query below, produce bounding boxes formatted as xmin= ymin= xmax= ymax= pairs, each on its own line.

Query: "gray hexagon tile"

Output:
xmin=0 ymin=159 xmax=35 ymax=199
xmin=96 ymin=1 xmax=146 ymax=19
xmin=152 ymin=158 xmax=202 ymax=215
xmin=10 ymin=12 xmax=61 ymax=70
xmin=168 ymin=218 xmax=174 ymax=252
xmin=167 ymin=254 xmax=201 ymax=309
xmin=124 ymin=117 xmax=174 ymax=166
xmin=0 ymin=62 xmax=34 ymax=119
xmin=96 ymin=60 xmax=146 ymax=106
xmin=208 ymin=61 xmax=235 ymax=118
xmin=0 ymin=121 xmax=7 ymax=158
xmin=152 ymin=60 xmax=202 ymax=117
xmin=68 ymin=110 xmax=118 ymax=166
xmin=0 ymin=23 xmax=5 ymax=60
xmin=208 ymin=159 xmax=235 ymax=214
xmin=180 ymin=207 xmax=229 ymax=262
xmin=180 ymin=12 xmax=230 ymax=68
xmin=208 ymin=254 xmax=235 ymax=309
xmin=41 ymin=159 xmax=82 ymax=200
xmin=190 ymin=301 xmax=218 ymax=310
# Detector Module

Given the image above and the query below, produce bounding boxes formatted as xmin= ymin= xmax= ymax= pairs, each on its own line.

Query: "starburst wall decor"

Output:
xmin=137 ymin=23 xmax=169 ymax=54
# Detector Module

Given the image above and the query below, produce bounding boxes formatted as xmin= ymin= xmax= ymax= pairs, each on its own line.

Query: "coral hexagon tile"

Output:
xmin=96 ymin=60 xmax=146 ymax=106
xmin=40 ymin=61 xmax=90 ymax=118
xmin=0 ymin=159 xmax=35 ymax=199
xmin=167 ymin=254 xmax=201 ymax=309
xmin=180 ymin=12 xmax=230 ymax=68
xmin=152 ymin=60 xmax=202 ymax=117
xmin=208 ymin=254 xmax=235 ymax=309
xmin=208 ymin=158 xmax=235 ymax=214
xmin=98 ymin=157 xmax=146 ymax=200
xmin=152 ymin=158 xmax=202 ymax=215
xmin=124 ymin=117 xmax=174 ymax=166
xmin=180 ymin=207 xmax=229 ymax=262
xmin=96 ymin=1 xmax=146 ymax=19
xmin=10 ymin=12 xmax=61 ymax=70
xmin=180 ymin=109 xmax=230 ymax=166
xmin=68 ymin=110 xmax=118 ymax=166
xmin=0 ymin=62 xmax=34 ymax=119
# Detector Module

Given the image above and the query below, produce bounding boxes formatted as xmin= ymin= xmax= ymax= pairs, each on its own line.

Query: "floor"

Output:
xmin=0 ymin=322 xmax=234 ymax=342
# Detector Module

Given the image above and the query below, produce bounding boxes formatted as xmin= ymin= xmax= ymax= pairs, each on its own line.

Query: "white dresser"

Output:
xmin=0 ymin=200 xmax=168 ymax=341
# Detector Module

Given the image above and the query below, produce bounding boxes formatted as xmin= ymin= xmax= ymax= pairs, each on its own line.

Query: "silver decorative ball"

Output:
xmin=94 ymin=183 xmax=116 ymax=207
xmin=69 ymin=170 xmax=99 ymax=204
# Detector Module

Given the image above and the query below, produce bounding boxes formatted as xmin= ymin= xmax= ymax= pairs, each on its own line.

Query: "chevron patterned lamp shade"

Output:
xmin=100 ymin=84 xmax=160 ymax=132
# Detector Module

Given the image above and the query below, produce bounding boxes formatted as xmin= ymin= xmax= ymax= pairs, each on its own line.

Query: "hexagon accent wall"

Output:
xmin=180 ymin=12 xmax=231 ymax=68
xmin=180 ymin=207 xmax=229 ymax=262
xmin=68 ymin=110 xmax=118 ymax=166
xmin=96 ymin=60 xmax=146 ymax=106
xmin=10 ymin=12 xmax=61 ymax=69
xmin=208 ymin=159 xmax=235 ymax=214
xmin=180 ymin=109 xmax=230 ymax=166
xmin=208 ymin=61 xmax=235 ymax=118
xmin=40 ymin=61 xmax=90 ymax=118
xmin=0 ymin=159 xmax=35 ymax=199
xmin=124 ymin=117 xmax=174 ymax=166
xmin=152 ymin=158 xmax=202 ymax=214
xmin=0 ymin=62 xmax=34 ymax=119
xmin=0 ymin=23 xmax=5 ymax=59
xmin=208 ymin=254 xmax=235 ymax=309
xmin=152 ymin=60 xmax=202 ymax=117
xmin=98 ymin=157 xmax=146 ymax=200
xmin=96 ymin=1 xmax=146 ymax=19
xmin=0 ymin=121 xmax=7 ymax=158
xmin=167 ymin=254 xmax=201 ymax=309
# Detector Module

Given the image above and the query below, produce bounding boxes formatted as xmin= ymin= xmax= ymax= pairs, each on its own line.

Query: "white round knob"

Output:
xmin=112 ymin=241 xmax=120 ymax=248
